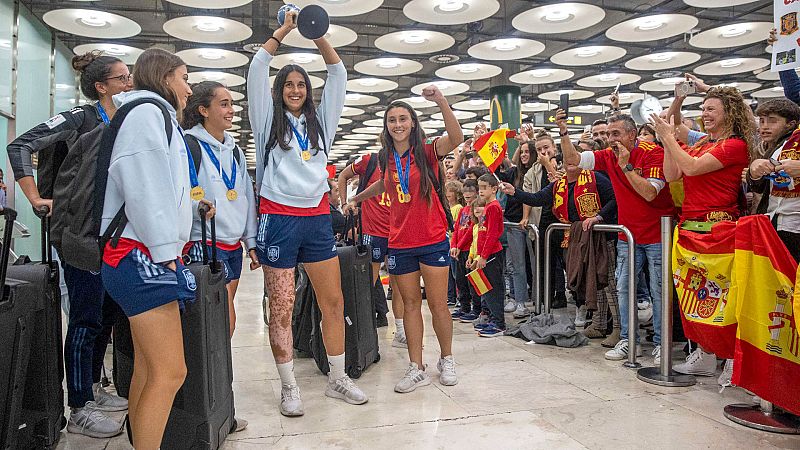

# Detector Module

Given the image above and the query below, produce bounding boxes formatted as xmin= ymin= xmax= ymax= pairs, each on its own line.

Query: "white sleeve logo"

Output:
xmin=44 ymin=114 xmax=66 ymax=129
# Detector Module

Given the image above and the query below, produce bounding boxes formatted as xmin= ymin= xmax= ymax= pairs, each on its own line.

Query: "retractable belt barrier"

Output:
xmin=503 ymin=222 xmax=541 ymax=314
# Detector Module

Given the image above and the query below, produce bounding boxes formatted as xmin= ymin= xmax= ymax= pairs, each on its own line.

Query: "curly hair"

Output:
xmin=703 ymin=86 xmax=756 ymax=159
xmin=445 ymin=180 xmax=465 ymax=206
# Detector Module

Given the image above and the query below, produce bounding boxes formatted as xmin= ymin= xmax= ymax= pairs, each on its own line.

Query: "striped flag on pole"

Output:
xmin=467 ymin=267 xmax=493 ymax=296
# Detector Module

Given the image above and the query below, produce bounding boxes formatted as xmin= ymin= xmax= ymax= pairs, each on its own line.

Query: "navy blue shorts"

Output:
xmin=256 ymin=213 xmax=337 ymax=269
xmin=185 ymin=242 xmax=243 ymax=283
xmin=387 ymin=239 xmax=451 ymax=275
xmin=362 ymin=234 xmax=389 ymax=263
xmin=101 ymin=249 xmax=197 ymax=317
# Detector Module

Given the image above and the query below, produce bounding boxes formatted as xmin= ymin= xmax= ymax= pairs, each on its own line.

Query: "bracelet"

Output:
xmin=268 ymin=36 xmax=282 ymax=49
xmin=559 ymin=130 xmax=569 ymax=137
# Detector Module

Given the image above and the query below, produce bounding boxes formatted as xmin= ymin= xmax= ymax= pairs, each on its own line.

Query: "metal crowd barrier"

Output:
xmin=543 ymin=222 xmax=640 ymax=368
xmin=503 ymin=222 xmax=541 ymax=315
xmin=637 ymin=217 xmax=696 ymax=387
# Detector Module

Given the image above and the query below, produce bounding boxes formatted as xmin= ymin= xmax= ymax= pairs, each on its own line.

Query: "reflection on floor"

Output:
xmin=58 ymin=266 xmax=799 ymax=449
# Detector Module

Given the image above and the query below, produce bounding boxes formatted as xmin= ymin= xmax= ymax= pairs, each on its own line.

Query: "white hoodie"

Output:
xmin=185 ymin=124 xmax=258 ymax=249
xmin=100 ymin=90 xmax=193 ymax=263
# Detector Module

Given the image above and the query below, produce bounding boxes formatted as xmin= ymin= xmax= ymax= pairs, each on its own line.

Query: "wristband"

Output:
xmin=268 ymin=36 xmax=282 ymax=49
xmin=559 ymin=130 xmax=569 ymax=137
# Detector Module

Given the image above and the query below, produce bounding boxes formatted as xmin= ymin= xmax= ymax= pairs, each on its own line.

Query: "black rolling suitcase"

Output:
xmin=5 ymin=207 xmax=65 ymax=449
xmin=111 ymin=311 xmax=133 ymax=398
xmin=292 ymin=265 xmax=314 ymax=358
xmin=161 ymin=207 xmax=235 ymax=450
xmin=311 ymin=215 xmax=380 ymax=379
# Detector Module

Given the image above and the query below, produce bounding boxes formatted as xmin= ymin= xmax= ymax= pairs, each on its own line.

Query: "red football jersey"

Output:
xmin=383 ymin=139 xmax=447 ymax=249
xmin=681 ymin=137 xmax=749 ymax=221
xmin=477 ymin=199 xmax=504 ymax=259
xmin=352 ymin=154 xmax=390 ymax=238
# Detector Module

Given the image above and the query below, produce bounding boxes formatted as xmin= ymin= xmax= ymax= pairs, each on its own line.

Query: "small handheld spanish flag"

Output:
xmin=467 ymin=267 xmax=493 ymax=296
xmin=472 ymin=128 xmax=516 ymax=173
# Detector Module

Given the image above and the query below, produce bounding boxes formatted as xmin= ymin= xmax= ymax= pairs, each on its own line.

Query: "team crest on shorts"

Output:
xmin=268 ymin=246 xmax=280 ymax=262
xmin=182 ymin=269 xmax=197 ymax=291
xmin=373 ymin=247 xmax=381 ymax=260
xmin=388 ymin=256 xmax=396 ymax=270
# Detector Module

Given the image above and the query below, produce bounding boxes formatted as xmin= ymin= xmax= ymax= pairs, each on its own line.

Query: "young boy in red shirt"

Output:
xmin=474 ymin=174 xmax=506 ymax=337
xmin=450 ymin=180 xmax=481 ymax=320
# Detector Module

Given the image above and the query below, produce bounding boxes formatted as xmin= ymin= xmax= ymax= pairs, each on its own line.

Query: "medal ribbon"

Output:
xmin=96 ymin=103 xmax=110 ymax=125
xmin=178 ymin=129 xmax=200 ymax=190
xmin=199 ymin=140 xmax=236 ymax=191
xmin=288 ymin=121 xmax=309 ymax=152
xmin=393 ymin=148 xmax=411 ymax=195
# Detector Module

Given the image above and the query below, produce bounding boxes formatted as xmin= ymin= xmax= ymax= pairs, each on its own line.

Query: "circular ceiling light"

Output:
xmin=188 ymin=71 xmax=246 ymax=87
xmin=43 ymin=9 xmax=141 ymax=39
xmin=285 ymin=0 xmax=384 ymax=17
xmin=341 ymin=107 xmax=366 ymax=117
xmin=410 ymin=80 xmax=470 ymax=96
xmin=538 ymin=89 xmax=594 ymax=101
xmin=269 ymin=74 xmax=325 ymax=89
xmin=625 ymin=51 xmax=701 ymax=71
xmin=175 ymin=48 xmax=249 ymax=69
xmin=521 ymin=102 xmax=556 ymax=112
xmin=577 ymin=73 xmax=641 ymax=88
xmin=164 ymin=15 xmax=252 ymax=44
xmin=435 ymin=62 xmax=502 ymax=80
xmin=165 ymin=0 xmax=253 ymax=7
xmin=694 ymin=57 xmax=769 ymax=76
xmin=346 ymin=77 xmax=399 ymax=93
xmin=345 ymin=93 xmax=380 ymax=106
xmin=395 ymin=96 xmax=438 ymax=108
xmin=431 ymin=110 xmax=477 ymax=120
xmin=280 ymin=24 xmax=357 ymax=49
xmin=509 ymin=68 xmax=573 ymax=85
xmin=375 ymin=30 xmax=455 ymax=54
xmin=404 ymin=0 xmax=500 ymax=25
xmin=606 ymin=14 xmax=698 ymax=42
xmin=639 ymin=77 xmax=685 ymax=91
xmin=597 ymin=93 xmax=645 ymax=105
xmin=354 ymin=57 xmax=423 ymax=76
xmin=689 ymin=22 xmax=772 ymax=49
xmin=270 ymin=53 xmax=326 ymax=72
xmin=468 ymin=38 xmax=545 ymax=61
xmin=339 ymin=118 xmax=353 ymax=125
xmin=73 ymin=43 xmax=143 ymax=65
xmin=512 ymin=3 xmax=606 ymax=34
xmin=551 ymin=46 xmax=626 ymax=66
xmin=453 ymin=99 xmax=489 ymax=110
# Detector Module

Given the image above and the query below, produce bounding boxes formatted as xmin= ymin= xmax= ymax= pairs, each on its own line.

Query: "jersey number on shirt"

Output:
xmin=396 ymin=185 xmax=412 ymax=203
xmin=378 ymin=192 xmax=392 ymax=207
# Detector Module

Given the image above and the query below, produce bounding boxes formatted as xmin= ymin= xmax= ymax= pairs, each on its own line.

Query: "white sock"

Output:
xmin=395 ymin=319 xmax=405 ymax=335
xmin=276 ymin=361 xmax=297 ymax=387
xmin=328 ymin=353 xmax=346 ymax=381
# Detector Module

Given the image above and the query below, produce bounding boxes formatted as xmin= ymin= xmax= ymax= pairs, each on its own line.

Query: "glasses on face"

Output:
xmin=105 ymin=74 xmax=133 ymax=83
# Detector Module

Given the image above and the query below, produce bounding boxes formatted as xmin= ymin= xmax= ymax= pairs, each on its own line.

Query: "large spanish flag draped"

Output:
xmin=472 ymin=128 xmax=516 ymax=173
xmin=732 ymin=215 xmax=800 ymax=416
xmin=467 ymin=267 xmax=493 ymax=296
xmin=673 ymin=220 xmax=738 ymax=359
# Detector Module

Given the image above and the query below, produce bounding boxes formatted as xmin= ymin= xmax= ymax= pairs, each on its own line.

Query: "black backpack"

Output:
xmin=182 ymin=133 xmax=242 ymax=174
xmin=37 ymin=104 xmax=100 ymax=199
xmin=51 ymin=98 xmax=173 ymax=272
xmin=356 ymin=153 xmax=379 ymax=196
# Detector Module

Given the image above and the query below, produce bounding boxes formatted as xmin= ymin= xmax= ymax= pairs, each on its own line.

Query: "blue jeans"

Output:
xmin=616 ymin=240 xmax=662 ymax=344
xmin=504 ymin=225 xmax=529 ymax=306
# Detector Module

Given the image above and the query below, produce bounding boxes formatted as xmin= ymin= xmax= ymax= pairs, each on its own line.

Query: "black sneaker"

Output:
xmin=552 ymin=291 xmax=567 ymax=309
xmin=376 ymin=313 xmax=388 ymax=328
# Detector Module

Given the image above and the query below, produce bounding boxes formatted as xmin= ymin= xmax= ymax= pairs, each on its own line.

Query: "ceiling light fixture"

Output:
xmin=543 ymin=9 xmax=571 ymax=22
xmin=576 ymin=47 xmax=600 ymax=58
xmin=377 ymin=58 xmax=401 ymax=69
xmin=492 ymin=39 xmax=519 ymax=52
xmin=291 ymin=54 xmax=315 ymax=64
xmin=438 ymin=0 xmax=464 ymax=12
xmin=660 ymin=77 xmax=683 ymax=86
xmin=599 ymin=73 xmax=619 ymax=82
xmin=469 ymin=99 xmax=485 ymax=105
xmin=558 ymin=89 xmax=574 ymax=96
xmin=619 ymin=93 xmax=632 ymax=99
xmin=346 ymin=93 xmax=362 ymax=100
xmin=103 ymin=45 xmax=126 ymax=56
xmin=199 ymin=49 xmax=224 ymax=60
xmin=719 ymin=58 xmax=743 ymax=68
xmin=650 ymin=52 xmax=674 ymax=63
xmin=358 ymin=78 xmax=380 ymax=86
xmin=457 ymin=64 xmax=479 ymax=73
xmin=79 ymin=13 xmax=108 ymax=27
xmin=529 ymin=69 xmax=553 ymax=78
xmin=721 ymin=25 xmax=747 ymax=38
xmin=402 ymin=32 xmax=427 ymax=44
xmin=636 ymin=18 xmax=665 ymax=31
xmin=196 ymin=19 xmax=223 ymax=32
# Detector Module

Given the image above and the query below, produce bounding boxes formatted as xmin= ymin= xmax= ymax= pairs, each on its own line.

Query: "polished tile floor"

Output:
xmin=58 ymin=267 xmax=799 ymax=449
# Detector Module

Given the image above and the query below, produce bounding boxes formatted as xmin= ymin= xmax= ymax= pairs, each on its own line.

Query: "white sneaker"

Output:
xmin=326 ymin=375 xmax=368 ymax=405
xmin=392 ymin=332 xmax=408 ymax=349
xmin=504 ymin=300 xmax=517 ymax=313
xmin=513 ymin=303 xmax=530 ymax=319
xmin=92 ymin=383 xmax=128 ymax=412
xmin=279 ymin=384 xmax=304 ymax=417
xmin=67 ymin=402 xmax=123 ymax=438
xmin=718 ymin=359 xmax=734 ymax=387
xmin=652 ymin=346 xmax=661 ymax=366
xmin=638 ymin=300 xmax=651 ymax=310
xmin=673 ymin=348 xmax=717 ymax=376
xmin=394 ymin=363 xmax=431 ymax=393
xmin=437 ymin=355 xmax=458 ymax=386
xmin=638 ymin=305 xmax=653 ymax=326
xmin=604 ymin=339 xmax=643 ymax=361
xmin=575 ymin=305 xmax=588 ymax=327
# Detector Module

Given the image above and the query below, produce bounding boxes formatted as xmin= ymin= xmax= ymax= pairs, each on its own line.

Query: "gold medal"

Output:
xmin=226 ymin=189 xmax=238 ymax=201
xmin=190 ymin=186 xmax=205 ymax=201
xmin=301 ymin=150 xmax=311 ymax=161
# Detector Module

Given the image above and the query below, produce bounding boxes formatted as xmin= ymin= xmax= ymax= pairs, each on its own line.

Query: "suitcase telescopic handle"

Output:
xmin=197 ymin=203 xmax=218 ymax=267
xmin=33 ymin=205 xmax=52 ymax=264
xmin=0 ymin=208 xmax=18 ymax=291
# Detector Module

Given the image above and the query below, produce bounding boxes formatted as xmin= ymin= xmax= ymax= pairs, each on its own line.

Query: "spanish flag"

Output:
xmin=673 ymin=220 xmax=738 ymax=359
xmin=732 ymin=215 xmax=800 ymax=416
xmin=467 ymin=267 xmax=493 ymax=296
xmin=472 ymin=128 xmax=516 ymax=173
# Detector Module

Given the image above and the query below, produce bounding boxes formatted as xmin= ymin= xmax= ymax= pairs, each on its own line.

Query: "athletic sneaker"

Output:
xmin=718 ymin=359 xmax=734 ymax=387
xmin=67 ymin=402 xmax=124 ymax=438
xmin=233 ymin=417 xmax=248 ymax=432
xmin=574 ymin=305 xmax=588 ymax=327
xmin=459 ymin=313 xmax=478 ymax=323
xmin=652 ymin=346 xmax=661 ymax=366
xmin=473 ymin=322 xmax=493 ymax=330
xmin=437 ymin=355 xmax=458 ymax=386
xmin=92 ymin=383 xmax=128 ymax=412
xmin=672 ymin=348 xmax=717 ymax=376
xmin=638 ymin=300 xmax=652 ymax=310
xmin=478 ymin=325 xmax=506 ymax=337
xmin=325 ymin=376 xmax=368 ymax=405
xmin=604 ymin=339 xmax=642 ymax=361
xmin=394 ymin=363 xmax=431 ymax=393
xmin=513 ymin=303 xmax=530 ymax=319
xmin=279 ymin=384 xmax=304 ymax=417
xmin=472 ymin=314 xmax=490 ymax=326
xmin=504 ymin=300 xmax=517 ymax=313
xmin=447 ymin=298 xmax=457 ymax=306
xmin=392 ymin=332 xmax=408 ymax=349
xmin=451 ymin=310 xmax=464 ymax=320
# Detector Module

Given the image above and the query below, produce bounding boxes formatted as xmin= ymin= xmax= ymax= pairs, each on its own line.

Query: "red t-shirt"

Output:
xmin=382 ymin=139 xmax=447 ymax=249
xmin=592 ymin=143 xmax=676 ymax=244
xmin=681 ymin=137 xmax=749 ymax=221
xmin=259 ymin=193 xmax=329 ymax=216
xmin=450 ymin=204 xmax=473 ymax=251
xmin=477 ymin=199 xmax=504 ymax=259
xmin=352 ymin=154 xmax=390 ymax=238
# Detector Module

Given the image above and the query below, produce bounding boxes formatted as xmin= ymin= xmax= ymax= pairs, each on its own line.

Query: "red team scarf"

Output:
xmin=552 ymin=170 xmax=601 ymax=247
xmin=772 ymin=128 xmax=800 ymax=199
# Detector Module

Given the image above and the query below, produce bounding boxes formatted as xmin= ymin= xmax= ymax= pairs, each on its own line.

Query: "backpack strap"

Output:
xmin=96 ymin=98 xmax=174 ymax=248
xmin=182 ymin=134 xmax=203 ymax=175
xmin=356 ymin=153 xmax=379 ymax=196
xmin=428 ymin=157 xmax=454 ymax=232
xmin=233 ymin=145 xmax=242 ymax=166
